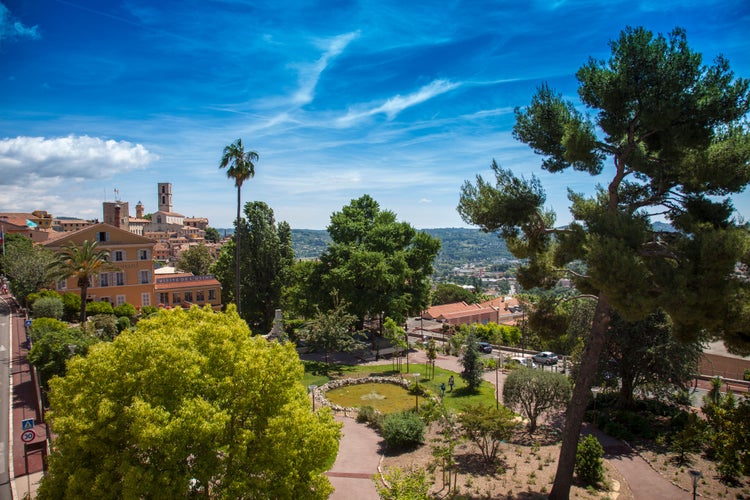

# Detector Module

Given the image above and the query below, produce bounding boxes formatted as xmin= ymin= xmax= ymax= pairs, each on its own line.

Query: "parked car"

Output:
xmin=532 ymin=351 xmax=559 ymax=365
xmin=508 ymin=356 xmax=535 ymax=369
xmin=477 ymin=341 xmax=493 ymax=354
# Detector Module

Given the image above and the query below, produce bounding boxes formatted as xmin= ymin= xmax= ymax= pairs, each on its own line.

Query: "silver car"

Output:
xmin=532 ymin=351 xmax=559 ymax=365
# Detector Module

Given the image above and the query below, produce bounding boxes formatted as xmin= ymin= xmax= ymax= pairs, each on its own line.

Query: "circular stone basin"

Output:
xmin=325 ymin=382 xmax=414 ymax=413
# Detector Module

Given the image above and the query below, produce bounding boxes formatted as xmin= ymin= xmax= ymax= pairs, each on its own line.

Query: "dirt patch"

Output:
xmin=634 ymin=442 xmax=750 ymax=500
xmin=379 ymin=425 xmax=632 ymax=499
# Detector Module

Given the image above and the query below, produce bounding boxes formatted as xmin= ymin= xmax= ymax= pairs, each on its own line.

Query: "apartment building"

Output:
xmin=43 ymin=222 xmax=156 ymax=309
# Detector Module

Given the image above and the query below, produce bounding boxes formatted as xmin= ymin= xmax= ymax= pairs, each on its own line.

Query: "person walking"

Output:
xmin=448 ymin=375 xmax=454 ymax=392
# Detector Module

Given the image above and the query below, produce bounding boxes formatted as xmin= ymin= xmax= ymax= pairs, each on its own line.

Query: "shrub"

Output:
xmin=381 ymin=411 xmax=425 ymax=449
xmin=669 ymin=412 xmax=706 ymax=465
xmin=86 ymin=301 xmax=114 ymax=316
xmin=575 ymin=434 xmax=604 ymax=487
xmin=32 ymin=297 xmax=64 ymax=320
xmin=140 ymin=305 xmax=159 ymax=317
xmin=374 ymin=466 xmax=431 ymax=500
xmin=116 ymin=316 xmax=131 ymax=333
xmin=28 ymin=318 xmax=69 ymax=342
xmin=357 ymin=406 xmax=383 ymax=427
xmin=113 ymin=303 xmax=137 ymax=320
xmin=61 ymin=292 xmax=81 ymax=322
xmin=89 ymin=314 xmax=118 ymax=340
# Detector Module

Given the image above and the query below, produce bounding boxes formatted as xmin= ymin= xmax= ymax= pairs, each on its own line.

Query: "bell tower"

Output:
xmin=158 ymin=183 xmax=172 ymax=213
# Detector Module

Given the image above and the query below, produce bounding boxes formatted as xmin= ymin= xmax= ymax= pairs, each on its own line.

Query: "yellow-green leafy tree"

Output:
xmin=37 ymin=306 xmax=341 ymax=499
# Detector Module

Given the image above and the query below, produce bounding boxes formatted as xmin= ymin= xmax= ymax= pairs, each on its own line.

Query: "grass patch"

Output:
xmin=302 ymin=361 xmax=498 ymax=412
xmin=326 ymin=383 xmax=415 ymax=413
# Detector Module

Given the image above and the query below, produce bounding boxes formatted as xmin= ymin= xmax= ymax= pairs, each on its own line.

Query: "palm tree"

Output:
xmin=49 ymin=240 xmax=113 ymax=324
xmin=219 ymin=138 xmax=259 ymax=315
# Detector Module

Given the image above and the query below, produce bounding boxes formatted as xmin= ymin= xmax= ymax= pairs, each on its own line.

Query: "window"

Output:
xmin=97 ymin=231 xmax=109 ymax=242
xmin=157 ymin=216 xmax=162 ymax=224
xmin=116 ymin=295 xmax=126 ymax=306
xmin=139 ymin=249 xmax=150 ymax=260
xmin=99 ymin=273 xmax=109 ymax=287
xmin=141 ymin=293 xmax=151 ymax=307
xmin=113 ymin=250 xmax=124 ymax=262
xmin=100 ymin=297 xmax=111 ymax=305
xmin=173 ymin=293 xmax=181 ymax=304
xmin=184 ymin=291 xmax=193 ymax=302
xmin=57 ymin=279 xmax=67 ymax=291
xmin=196 ymin=290 xmax=205 ymax=302
xmin=116 ymin=272 xmax=125 ymax=286
xmin=159 ymin=293 xmax=169 ymax=305
xmin=139 ymin=270 xmax=150 ymax=284
xmin=208 ymin=289 xmax=216 ymax=300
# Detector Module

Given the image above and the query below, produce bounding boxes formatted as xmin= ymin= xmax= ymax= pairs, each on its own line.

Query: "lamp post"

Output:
xmin=688 ymin=469 xmax=702 ymax=500
xmin=308 ymin=385 xmax=317 ymax=411
xmin=413 ymin=373 xmax=420 ymax=413
xmin=495 ymin=355 xmax=500 ymax=409
xmin=591 ymin=386 xmax=600 ymax=429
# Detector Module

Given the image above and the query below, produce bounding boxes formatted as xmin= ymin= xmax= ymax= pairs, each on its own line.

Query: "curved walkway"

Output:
xmin=327 ymin=416 xmax=382 ymax=500
xmin=324 ymin=348 xmax=687 ymax=499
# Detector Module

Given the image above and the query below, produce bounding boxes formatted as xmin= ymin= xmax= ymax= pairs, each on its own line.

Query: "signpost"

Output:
xmin=21 ymin=429 xmax=35 ymax=443
xmin=21 ymin=418 xmax=34 ymax=430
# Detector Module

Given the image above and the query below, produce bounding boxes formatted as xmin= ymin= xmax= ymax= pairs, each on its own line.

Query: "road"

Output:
xmin=0 ymin=297 xmax=13 ymax=500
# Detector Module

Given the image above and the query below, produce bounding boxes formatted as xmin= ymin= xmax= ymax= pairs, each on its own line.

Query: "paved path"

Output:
xmin=327 ymin=348 xmax=692 ymax=499
xmin=327 ymin=416 xmax=382 ymax=500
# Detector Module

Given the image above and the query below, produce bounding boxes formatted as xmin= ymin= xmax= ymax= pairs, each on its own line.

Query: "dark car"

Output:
xmin=532 ymin=351 xmax=559 ymax=365
xmin=477 ymin=341 xmax=493 ymax=354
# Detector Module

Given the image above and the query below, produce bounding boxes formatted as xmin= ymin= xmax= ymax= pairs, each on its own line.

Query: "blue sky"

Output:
xmin=1 ymin=0 xmax=749 ymax=230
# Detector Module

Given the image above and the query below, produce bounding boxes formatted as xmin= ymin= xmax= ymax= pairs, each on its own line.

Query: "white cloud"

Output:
xmin=336 ymin=79 xmax=461 ymax=126
xmin=0 ymin=2 xmax=40 ymax=42
xmin=0 ymin=135 xmax=157 ymax=186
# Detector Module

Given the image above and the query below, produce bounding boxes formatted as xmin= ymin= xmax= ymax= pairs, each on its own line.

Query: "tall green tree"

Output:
xmin=48 ymin=240 xmax=114 ymax=324
xmin=204 ymin=226 xmax=221 ymax=243
xmin=314 ymin=195 xmax=441 ymax=326
xmin=219 ymin=138 xmax=259 ymax=315
xmin=176 ymin=243 xmax=213 ymax=276
xmin=38 ymin=306 xmax=341 ymax=499
xmin=458 ymin=27 xmax=750 ymax=498
xmin=459 ymin=330 xmax=484 ymax=392
xmin=432 ymin=283 xmax=476 ymax=305
xmin=602 ymin=310 xmax=704 ymax=409
xmin=1 ymin=234 xmax=57 ymax=306
xmin=212 ymin=202 xmax=293 ymax=332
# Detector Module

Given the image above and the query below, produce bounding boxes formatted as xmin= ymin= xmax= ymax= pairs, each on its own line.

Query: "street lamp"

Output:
xmin=495 ymin=355 xmax=501 ymax=409
xmin=591 ymin=387 xmax=601 ymax=429
xmin=413 ymin=373 xmax=420 ymax=413
xmin=688 ymin=469 xmax=702 ymax=500
xmin=308 ymin=385 xmax=317 ymax=411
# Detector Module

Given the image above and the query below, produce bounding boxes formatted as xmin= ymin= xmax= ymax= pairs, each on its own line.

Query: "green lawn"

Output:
xmin=302 ymin=361 xmax=498 ymax=412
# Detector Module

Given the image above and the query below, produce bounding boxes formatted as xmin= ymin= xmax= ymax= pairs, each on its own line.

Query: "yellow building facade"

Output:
xmin=44 ymin=223 xmax=156 ymax=309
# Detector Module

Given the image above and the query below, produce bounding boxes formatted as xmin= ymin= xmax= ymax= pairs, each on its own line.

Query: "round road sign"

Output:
xmin=21 ymin=430 xmax=35 ymax=443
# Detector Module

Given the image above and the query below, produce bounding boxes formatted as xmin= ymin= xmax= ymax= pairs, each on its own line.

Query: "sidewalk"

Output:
xmin=4 ymin=294 xmax=47 ymax=500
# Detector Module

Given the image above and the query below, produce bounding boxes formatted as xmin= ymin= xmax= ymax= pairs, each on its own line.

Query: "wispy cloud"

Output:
xmin=0 ymin=2 xmax=40 ymax=43
xmin=292 ymin=31 xmax=360 ymax=106
xmin=336 ymin=79 xmax=461 ymax=127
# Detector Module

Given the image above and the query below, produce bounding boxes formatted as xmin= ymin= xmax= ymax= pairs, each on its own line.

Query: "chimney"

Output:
xmin=114 ymin=204 xmax=121 ymax=228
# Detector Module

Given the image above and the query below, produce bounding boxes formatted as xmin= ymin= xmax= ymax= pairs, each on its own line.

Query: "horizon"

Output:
xmin=1 ymin=1 xmax=749 ymax=230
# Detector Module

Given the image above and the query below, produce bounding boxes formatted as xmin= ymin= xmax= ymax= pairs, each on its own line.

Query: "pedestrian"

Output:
xmin=448 ymin=375 xmax=454 ymax=392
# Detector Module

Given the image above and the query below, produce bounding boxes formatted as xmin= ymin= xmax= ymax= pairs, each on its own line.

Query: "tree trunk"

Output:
xmin=235 ymin=186 xmax=242 ymax=315
xmin=79 ymin=285 xmax=87 ymax=324
xmin=618 ymin=376 xmax=635 ymax=409
xmin=549 ymin=294 xmax=612 ymax=499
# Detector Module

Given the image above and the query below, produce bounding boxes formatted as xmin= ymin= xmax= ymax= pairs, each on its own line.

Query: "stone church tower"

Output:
xmin=158 ymin=183 xmax=173 ymax=213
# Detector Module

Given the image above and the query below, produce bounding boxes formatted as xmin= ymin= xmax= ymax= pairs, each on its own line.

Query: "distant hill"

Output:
xmin=289 ymin=227 xmax=513 ymax=267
